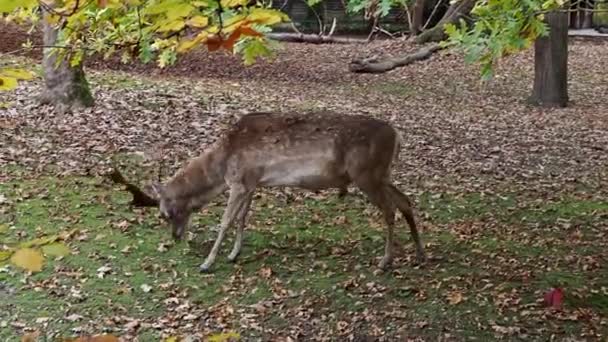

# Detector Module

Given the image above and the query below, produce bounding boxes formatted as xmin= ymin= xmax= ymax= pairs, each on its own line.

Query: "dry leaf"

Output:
xmin=258 ymin=266 xmax=272 ymax=279
xmin=67 ymin=335 xmax=120 ymax=342
xmin=447 ymin=291 xmax=464 ymax=305
xmin=21 ymin=331 xmax=40 ymax=342
xmin=10 ymin=248 xmax=44 ymax=272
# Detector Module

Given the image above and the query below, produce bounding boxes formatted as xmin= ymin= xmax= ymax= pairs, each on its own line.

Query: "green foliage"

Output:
xmin=443 ymin=0 xmax=567 ymax=80
xmin=0 ymin=0 xmax=290 ymax=90
xmin=346 ymin=0 xmax=408 ymax=18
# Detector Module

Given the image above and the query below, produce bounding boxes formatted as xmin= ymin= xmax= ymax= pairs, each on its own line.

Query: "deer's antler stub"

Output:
xmin=106 ymin=167 xmax=159 ymax=207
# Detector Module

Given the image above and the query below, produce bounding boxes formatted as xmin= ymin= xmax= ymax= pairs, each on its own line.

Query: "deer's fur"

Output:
xmin=151 ymin=111 xmax=426 ymax=272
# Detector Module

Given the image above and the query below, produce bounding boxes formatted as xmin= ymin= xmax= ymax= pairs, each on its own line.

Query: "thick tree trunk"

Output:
xmin=349 ymin=43 xmax=442 ymax=73
xmin=38 ymin=12 xmax=94 ymax=111
xmin=415 ymin=0 xmax=476 ymax=44
xmin=529 ymin=11 xmax=569 ymax=108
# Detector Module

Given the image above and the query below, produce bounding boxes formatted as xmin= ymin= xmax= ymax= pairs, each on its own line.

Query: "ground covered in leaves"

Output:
xmin=1 ymin=22 xmax=608 ymax=340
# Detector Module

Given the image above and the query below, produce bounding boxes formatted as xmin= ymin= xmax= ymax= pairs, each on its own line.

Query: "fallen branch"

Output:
xmin=267 ymin=19 xmax=367 ymax=44
xmin=106 ymin=167 xmax=159 ymax=207
xmin=349 ymin=43 xmax=443 ymax=73
xmin=266 ymin=32 xmax=367 ymax=44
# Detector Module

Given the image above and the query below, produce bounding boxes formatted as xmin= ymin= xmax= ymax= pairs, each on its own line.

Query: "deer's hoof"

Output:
xmin=227 ymin=253 xmax=240 ymax=263
xmin=199 ymin=263 xmax=212 ymax=273
xmin=378 ymin=256 xmax=393 ymax=270
xmin=415 ymin=251 xmax=427 ymax=265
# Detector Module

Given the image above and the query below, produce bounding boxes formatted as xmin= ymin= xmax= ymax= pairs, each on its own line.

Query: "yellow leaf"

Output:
xmin=177 ymin=32 xmax=207 ymax=53
xmin=206 ymin=331 xmax=241 ymax=342
xmin=192 ymin=0 xmax=209 ymax=6
xmin=67 ymin=335 xmax=120 ymax=342
xmin=0 ymin=250 xmax=12 ymax=262
xmin=0 ymin=76 xmax=18 ymax=91
xmin=246 ymin=8 xmax=288 ymax=26
xmin=19 ymin=235 xmax=59 ymax=248
xmin=220 ymin=0 xmax=247 ymax=8
xmin=0 ymin=68 xmax=34 ymax=80
xmin=158 ymin=20 xmax=186 ymax=32
xmin=166 ymin=3 xmax=194 ymax=19
xmin=222 ymin=14 xmax=247 ymax=33
xmin=186 ymin=15 xmax=208 ymax=28
xmin=10 ymin=248 xmax=44 ymax=272
xmin=41 ymin=243 xmax=70 ymax=257
xmin=164 ymin=337 xmax=179 ymax=342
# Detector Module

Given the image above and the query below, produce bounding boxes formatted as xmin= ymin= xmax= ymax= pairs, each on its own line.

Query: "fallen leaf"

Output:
xmin=207 ymin=331 xmax=241 ymax=342
xmin=0 ymin=250 xmax=12 ymax=261
xmin=41 ymin=242 xmax=70 ymax=257
xmin=543 ymin=287 xmax=564 ymax=309
xmin=21 ymin=331 xmax=40 ymax=342
xmin=446 ymin=291 xmax=464 ymax=305
xmin=258 ymin=266 xmax=272 ymax=279
xmin=19 ymin=235 xmax=59 ymax=248
xmin=97 ymin=265 xmax=112 ymax=278
xmin=67 ymin=334 xmax=120 ymax=342
xmin=10 ymin=248 xmax=44 ymax=272
xmin=65 ymin=313 xmax=84 ymax=322
xmin=140 ymin=284 xmax=152 ymax=293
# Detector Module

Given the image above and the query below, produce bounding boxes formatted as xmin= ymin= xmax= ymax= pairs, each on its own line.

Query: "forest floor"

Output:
xmin=0 ymin=23 xmax=607 ymax=341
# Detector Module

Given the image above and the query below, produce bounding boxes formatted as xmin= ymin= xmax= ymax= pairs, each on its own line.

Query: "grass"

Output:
xmin=1 ymin=170 xmax=607 ymax=340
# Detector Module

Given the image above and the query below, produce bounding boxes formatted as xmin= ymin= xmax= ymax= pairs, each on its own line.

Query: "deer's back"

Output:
xmin=222 ymin=111 xmax=396 ymax=152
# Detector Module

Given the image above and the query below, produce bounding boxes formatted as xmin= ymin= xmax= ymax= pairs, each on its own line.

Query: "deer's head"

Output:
xmin=151 ymin=182 xmax=191 ymax=240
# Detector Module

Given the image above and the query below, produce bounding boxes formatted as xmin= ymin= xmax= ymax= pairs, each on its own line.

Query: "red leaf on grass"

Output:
xmin=543 ymin=287 xmax=564 ymax=309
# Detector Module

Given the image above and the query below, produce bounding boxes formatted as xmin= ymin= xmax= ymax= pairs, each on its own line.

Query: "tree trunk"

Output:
xmin=415 ymin=0 xmax=476 ymax=44
xmin=409 ymin=0 xmax=426 ymax=35
xmin=38 ymin=12 xmax=94 ymax=111
xmin=529 ymin=11 xmax=569 ymax=108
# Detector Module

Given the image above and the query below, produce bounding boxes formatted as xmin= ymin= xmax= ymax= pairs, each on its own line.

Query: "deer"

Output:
xmin=145 ymin=111 xmax=426 ymax=272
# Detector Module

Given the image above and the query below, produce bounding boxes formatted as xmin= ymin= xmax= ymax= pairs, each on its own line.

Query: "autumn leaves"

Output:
xmin=1 ymin=226 xmax=72 ymax=272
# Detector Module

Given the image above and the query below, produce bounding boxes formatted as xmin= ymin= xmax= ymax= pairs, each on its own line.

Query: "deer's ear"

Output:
xmin=150 ymin=182 xmax=165 ymax=198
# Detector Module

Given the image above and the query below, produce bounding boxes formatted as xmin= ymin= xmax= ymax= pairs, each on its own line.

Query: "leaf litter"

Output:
xmin=0 ymin=22 xmax=607 ymax=341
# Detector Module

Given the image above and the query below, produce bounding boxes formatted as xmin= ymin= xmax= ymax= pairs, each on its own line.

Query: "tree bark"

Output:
xmin=349 ymin=43 xmax=442 ymax=73
xmin=38 ymin=12 xmax=94 ymax=111
xmin=529 ymin=11 xmax=569 ymax=108
xmin=409 ymin=0 xmax=427 ymax=35
xmin=415 ymin=0 xmax=476 ymax=44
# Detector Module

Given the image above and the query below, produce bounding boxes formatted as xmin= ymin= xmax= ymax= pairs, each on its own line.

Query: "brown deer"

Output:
xmin=149 ymin=111 xmax=426 ymax=272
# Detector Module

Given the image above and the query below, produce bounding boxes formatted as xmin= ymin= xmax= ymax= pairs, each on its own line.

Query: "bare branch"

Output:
xmin=327 ymin=17 xmax=337 ymax=37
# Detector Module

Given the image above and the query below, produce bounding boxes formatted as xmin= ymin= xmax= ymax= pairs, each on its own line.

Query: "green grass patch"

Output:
xmin=1 ymin=175 xmax=607 ymax=340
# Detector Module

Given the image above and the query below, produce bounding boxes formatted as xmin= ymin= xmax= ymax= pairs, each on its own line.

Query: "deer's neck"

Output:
xmin=165 ymin=144 xmax=228 ymax=200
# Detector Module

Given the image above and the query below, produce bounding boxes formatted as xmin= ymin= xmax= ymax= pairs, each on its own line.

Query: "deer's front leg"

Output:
xmin=200 ymin=186 xmax=248 ymax=273
xmin=228 ymin=193 xmax=253 ymax=262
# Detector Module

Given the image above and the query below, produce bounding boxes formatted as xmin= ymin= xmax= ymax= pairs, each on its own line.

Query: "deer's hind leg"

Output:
xmin=386 ymin=184 xmax=426 ymax=264
xmin=353 ymin=178 xmax=397 ymax=270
